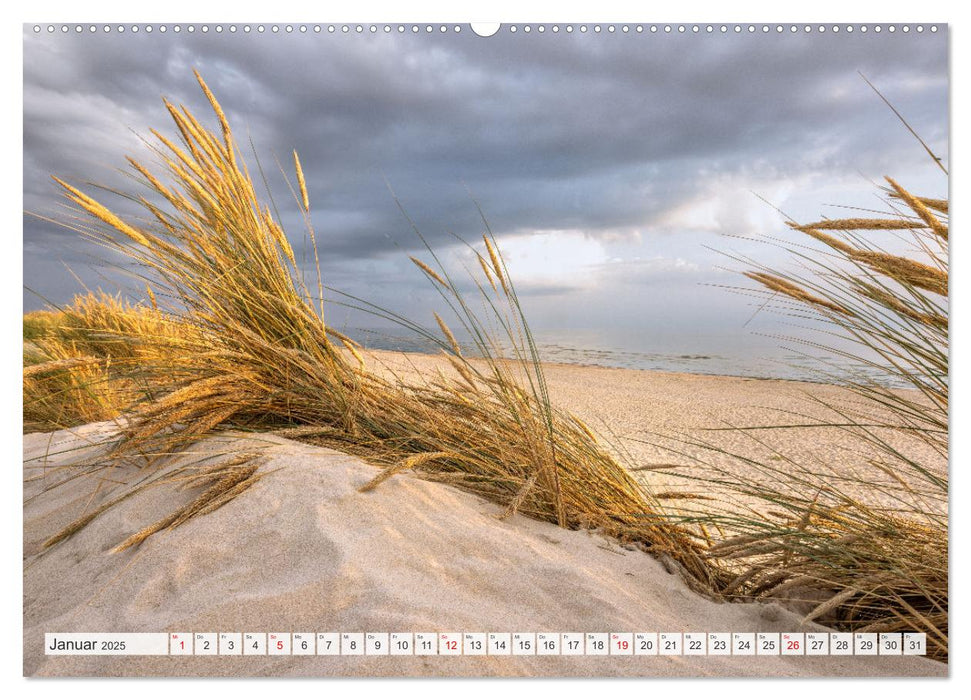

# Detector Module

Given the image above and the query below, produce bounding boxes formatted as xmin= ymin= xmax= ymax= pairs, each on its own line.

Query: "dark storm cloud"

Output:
xmin=23 ymin=26 xmax=948 ymax=314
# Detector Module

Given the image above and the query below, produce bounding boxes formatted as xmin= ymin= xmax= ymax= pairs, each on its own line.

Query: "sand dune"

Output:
xmin=24 ymin=419 xmax=944 ymax=677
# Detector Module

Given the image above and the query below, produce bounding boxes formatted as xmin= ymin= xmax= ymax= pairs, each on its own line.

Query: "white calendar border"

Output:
xmin=9 ymin=0 xmax=962 ymax=699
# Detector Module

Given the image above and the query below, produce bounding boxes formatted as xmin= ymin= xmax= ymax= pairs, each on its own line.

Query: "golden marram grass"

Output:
xmin=28 ymin=70 xmax=715 ymax=586
xmin=691 ymin=166 xmax=948 ymax=658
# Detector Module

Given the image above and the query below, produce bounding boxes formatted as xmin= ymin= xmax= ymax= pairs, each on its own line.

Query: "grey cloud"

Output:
xmin=23 ymin=26 xmax=948 ymax=326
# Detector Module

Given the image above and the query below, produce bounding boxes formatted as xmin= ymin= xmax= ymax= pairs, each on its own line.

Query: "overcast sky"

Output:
xmin=23 ymin=25 xmax=948 ymax=355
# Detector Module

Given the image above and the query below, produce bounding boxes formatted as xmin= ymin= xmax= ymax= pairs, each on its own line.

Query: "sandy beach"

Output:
xmin=23 ymin=355 xmax=947 ymax=677
xmin=365 ymin=350 xmax=947 ymax=515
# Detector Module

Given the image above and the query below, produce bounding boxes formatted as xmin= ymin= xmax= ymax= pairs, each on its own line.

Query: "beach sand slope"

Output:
xmin=24 ymin=423 xmax=945 ymax=677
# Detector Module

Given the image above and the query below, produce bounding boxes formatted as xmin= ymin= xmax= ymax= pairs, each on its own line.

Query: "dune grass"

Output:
xmin=24 ymin=342 xmax=116 ymax=432
xmin=678 ymin=179 xmax=949 ymax=659
xmin=23 ymin=292 xmax=183 ymax=431
xmin=26 ymin=71 xmax=715 ymax=586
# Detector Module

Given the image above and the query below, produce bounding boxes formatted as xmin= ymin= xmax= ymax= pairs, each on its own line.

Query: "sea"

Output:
xmin=348 ymin=325 xmax=909 ymax=387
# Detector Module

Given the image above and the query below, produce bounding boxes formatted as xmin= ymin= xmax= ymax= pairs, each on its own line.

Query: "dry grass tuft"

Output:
xmin=29 ymin=72 xmax=716 ymax=586
xmin=704 ymin=176 xmax=949 ymax=659
xmin=23 ymin=291 xmax=192 ymax=432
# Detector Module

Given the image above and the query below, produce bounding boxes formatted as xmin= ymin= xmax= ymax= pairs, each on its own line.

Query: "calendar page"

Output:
xmin=21 ymin=12 xmax=949 ymax=681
